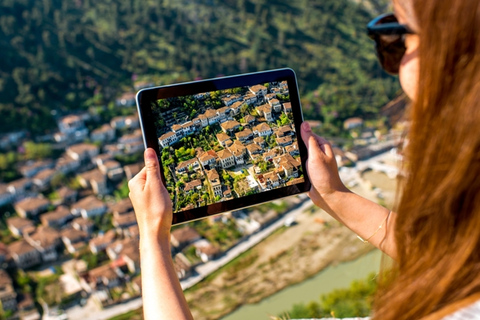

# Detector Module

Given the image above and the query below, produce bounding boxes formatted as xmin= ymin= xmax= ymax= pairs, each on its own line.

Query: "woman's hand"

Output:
xmin=300 ymin=122 xmax=349 ymax=209
xmin=128 ymin=148 xmax=173 ymax=243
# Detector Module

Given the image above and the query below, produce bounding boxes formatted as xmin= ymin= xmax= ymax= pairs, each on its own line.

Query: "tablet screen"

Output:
xmin=137 ymin=69 xmax=310 ymax=224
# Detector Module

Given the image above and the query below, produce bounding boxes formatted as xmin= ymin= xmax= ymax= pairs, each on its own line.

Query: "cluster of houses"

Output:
xmin=156 ymin=82 xmax=303 ymax=210
xmin=158 ymin=81 xmax=290 ymax=148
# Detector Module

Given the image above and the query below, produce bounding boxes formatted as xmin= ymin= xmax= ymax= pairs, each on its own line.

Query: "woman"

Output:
xmin=128 ymin=0 xmax=480 ymax=318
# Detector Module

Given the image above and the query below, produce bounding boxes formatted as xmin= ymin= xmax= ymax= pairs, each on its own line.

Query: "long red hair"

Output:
xmin=372 ymin=0 xmax=480 ymax=319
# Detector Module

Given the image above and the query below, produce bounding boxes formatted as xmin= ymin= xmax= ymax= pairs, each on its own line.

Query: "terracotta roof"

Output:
xmin=7 ymin=178 xmax=31 ymax=190
xmin=216 ymin=133 xmax=231 ymax=142
xmin=159 ymin=131 xmax=176 ymax=141
xmin=235 ymin=128 xmax=253 ymax=140
xmin=176 ymin=157 xmax=198 ymax=171
xmin=276 ymin=125 xmax=293 ymax=137
xmin=0 ymin=269 xmax=12 ymax=287
xmin=256 ymin=104 xmax=272 ymax=114
xmin=220 ymin=120 xmax=240 ymax=131
xmin=60 ymin=115 xmax=82 ymax=124
xmin=15 ymin=197 xmax=50 ymax=212
xmin=250 ymin=84 xmax=267 ymax=94
xmin=286 ymin=177 xmax=305 ymax=186
xmin=89 ymin=264 xmax=119 ymax=282
xmin=254 ymin=136 xmax=265 ymax=144
xmin=253 ymin=123 xmax=271 ymax=133
xmin=113 ymin=212 xmax=137 ymax=227
xmin=244 ymin=115 xmax=255 ymax=123
xmin=246 ymin=143 xmax=262 ymax=154
xmin=56 ymin=186 xmax=77 ymax=199
xmin=92 ymin=124 xmax=114 ymax=134
xmin=8 ymin=240 xmax=37 ymax=255
xmin=79 ymin=169 xmax=105 ymax=183
xmin=207 ymin=169 xmax=220 ymax=182
xmin=33 ymin=168 xmax=56 ymax=180
xmin=221 ymin=94 xmax=241 ymax=103
xmin=228 ymin=141 xmax=246 ymax=157
xmin=207 ymin=150 xmax=218 ymax=158
xmin=171 ymin=227 xmax=200 ymax=244
xmin=61 ymin=227 xmax=88 ymax=242
xmin=73 ymin=216 xmax=94 ymax=227
xmin=90 ymin=230 xmax=116 ymax=247
xmin=67 ymin=143 xmax=98 ymax=155
xmin=217 ymin=149 xmax=233 ymax=160
xmin=41 ymin=206 xmax=72 ymax=223
xmin=276 ymin=136 xmax=293 ymax=145
xmin=72 ymin=196 xmax=105 ymax=211
xmin=283 ymin=102 xmax=292 ymax=110
xmin=204 ymin=109 xmax=217 ymax=118
xmin=184 ymin=179 xmax=202 ymax=192
xmin=27 ymin=226 xmax=60 ymax=248
xmin=230 ymin=101 xmax=244 ymax=109
xmin=199 ymin=153 xmax=215 ymax=163
xmin=7 ymin=217 xmax=34 ymax=230
xmin=171 ymin=124 xmax=182 ymax=132
xmin=109 ymin=198 xmax=133 ymax=215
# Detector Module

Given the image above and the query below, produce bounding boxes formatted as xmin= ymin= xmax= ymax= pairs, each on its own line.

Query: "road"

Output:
xmin=64 ymin=197 xmax=312 ymax=320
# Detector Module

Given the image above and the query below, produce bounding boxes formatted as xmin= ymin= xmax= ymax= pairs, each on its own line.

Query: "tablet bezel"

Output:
xmin=136 ymin=68 xmax=311 ymax=225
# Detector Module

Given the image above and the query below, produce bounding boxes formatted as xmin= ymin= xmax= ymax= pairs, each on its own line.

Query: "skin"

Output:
xmin=128 ymin=3 xmax=421 ymax=317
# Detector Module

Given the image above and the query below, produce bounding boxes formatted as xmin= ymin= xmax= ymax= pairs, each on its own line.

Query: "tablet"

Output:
xmin=136 ymin=68 xmax=310 ymax=225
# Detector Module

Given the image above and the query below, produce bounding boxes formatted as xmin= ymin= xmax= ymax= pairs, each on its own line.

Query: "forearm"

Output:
xmin=140 ymin=235 xmax=193 ymax=320
xmin=320 ymin=189 xmax=397 ymax=259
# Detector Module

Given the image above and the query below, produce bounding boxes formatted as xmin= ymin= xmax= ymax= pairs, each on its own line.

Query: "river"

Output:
xmin=222 ymin=249 xmax=384 ymax=320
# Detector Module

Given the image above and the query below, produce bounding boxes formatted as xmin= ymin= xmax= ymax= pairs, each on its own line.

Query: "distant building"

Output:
xmin=115 ymin=92 xmax=136 ymax=107
xmin=253 ymin=123 xmax=273 ymax=137
xmin=41 ymin=206 xmax=74 ymax=228
xmin=217 ymin=149 xmax=235 ymax=169
xmin=0 ymin=270 xmax=17 ymax=312
xmin=235 ymin=128 xmax=253 ymax=142
xmin=67 ymin=143 xmax=100 ymax=162
xmin=249 ymin=85 xmax=267 ymax=98
xmin=0 ymin=184 xmax=14 ymax=207
xmin=24 ymin=226 xmax=61 ymax=262
xmin=78 ymin=169 xmax=108 ymax=195
xmin=91 ymin=124 xmax=115 ymax=143
xmin=170 ymin=227 xmax=201 ymax=250
xmin=14 ymin=196 xmax=50 ymax=218
xmin=7 ymin=217 xmax=35 ymax=237
xmin=158 ymin=131 xmax=178 ymax=148
xmin=8 ymin=240 xmax=41 ymax=269
xmin=71 ymin=196 xmax=107 ymax=219
xmin=256 ymin=104 xmax=273 ymax=122
xmin=343 ymin=117 xmax=364 ymax=130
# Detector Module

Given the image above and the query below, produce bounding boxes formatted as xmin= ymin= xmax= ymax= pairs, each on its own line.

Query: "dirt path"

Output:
xmin=184 ymin=207 xmax=375 ymax=320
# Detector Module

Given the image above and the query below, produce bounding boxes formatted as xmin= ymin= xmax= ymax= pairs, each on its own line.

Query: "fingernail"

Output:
xmin=302 ymin=122 xmax=311 ymax=132
xmin=145 ymin=148 xmax=157 ymax=160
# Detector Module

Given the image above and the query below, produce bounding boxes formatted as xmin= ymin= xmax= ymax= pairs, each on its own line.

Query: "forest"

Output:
xmin=0 ymin=0 xmax=395 ymax=136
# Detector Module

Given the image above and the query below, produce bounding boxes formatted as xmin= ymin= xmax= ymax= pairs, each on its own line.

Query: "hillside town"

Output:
xmin=0 ymin=80 xmax=405 ymax=319
xmin=155 ymin=81 xmax=305 ymax=213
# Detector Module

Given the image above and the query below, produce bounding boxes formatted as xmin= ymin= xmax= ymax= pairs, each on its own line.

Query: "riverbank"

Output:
xmin=223 ymin=249 xmax=382 ymax=320
xmin=184 ymin=208 xmax=376 ymax=320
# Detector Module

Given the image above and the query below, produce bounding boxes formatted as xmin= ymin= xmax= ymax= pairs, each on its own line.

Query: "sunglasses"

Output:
xmin=367 ymin=13 xmax=415 ymax=74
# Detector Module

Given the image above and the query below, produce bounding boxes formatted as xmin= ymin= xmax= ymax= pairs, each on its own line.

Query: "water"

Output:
xmin=222 ymin=249 xmax=383 ymax=320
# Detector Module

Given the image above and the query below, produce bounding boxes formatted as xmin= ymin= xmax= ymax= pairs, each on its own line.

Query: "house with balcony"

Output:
xmin=253 ymin=123 xmax=273 ymax=137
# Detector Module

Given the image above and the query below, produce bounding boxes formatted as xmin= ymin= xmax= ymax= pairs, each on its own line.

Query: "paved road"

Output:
xmin=64 ymin=197 xmax=312 ymax=320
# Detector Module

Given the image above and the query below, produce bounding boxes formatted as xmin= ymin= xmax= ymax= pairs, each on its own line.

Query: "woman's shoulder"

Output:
xmin=442 ymin=299 xmax=480 ymax=320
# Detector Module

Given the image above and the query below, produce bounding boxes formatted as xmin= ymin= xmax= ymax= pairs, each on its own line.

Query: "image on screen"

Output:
xmin=151 ymin=81 xmax=305 ymax=213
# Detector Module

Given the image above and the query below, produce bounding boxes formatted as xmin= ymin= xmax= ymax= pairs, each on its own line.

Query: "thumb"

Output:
xmin=144 ymin=148 xmax=161 ymax=183
xmin=301 ymin=122 xmax=327 ymax=158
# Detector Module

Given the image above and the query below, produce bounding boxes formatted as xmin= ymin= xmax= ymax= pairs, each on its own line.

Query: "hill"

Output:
xmin=0 ymin=0 xmax=397 ymax=135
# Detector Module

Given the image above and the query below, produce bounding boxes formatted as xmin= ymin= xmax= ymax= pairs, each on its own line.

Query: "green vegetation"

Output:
xmin=277 ymin=273 xmax=378 ymax=319
xmin=0 ymin=0 xmax=396 ymax=136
